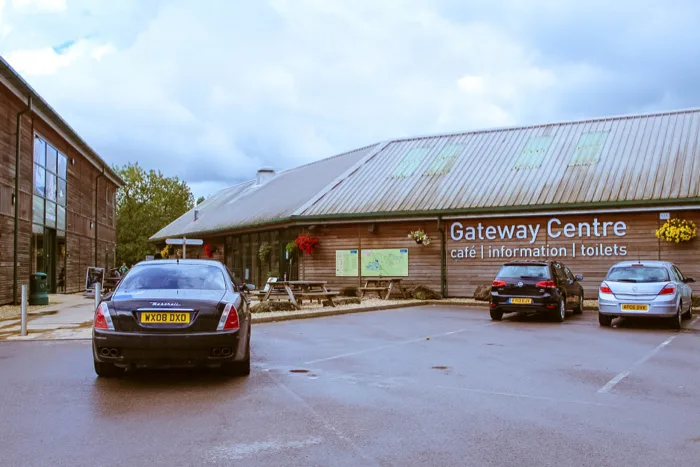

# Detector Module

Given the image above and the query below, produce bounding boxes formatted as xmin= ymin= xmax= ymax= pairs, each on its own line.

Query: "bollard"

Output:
xmin=94 ymin=282 xmax=101 ymax=310
xmin=20 ymin=285 xmax=27 ymax=336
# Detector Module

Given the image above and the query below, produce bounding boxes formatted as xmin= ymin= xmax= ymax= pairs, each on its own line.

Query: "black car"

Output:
xmin=489 ymin=260 xmax=585 ymax=322
xmin=92 ymin=259 xmax=253 ymax=378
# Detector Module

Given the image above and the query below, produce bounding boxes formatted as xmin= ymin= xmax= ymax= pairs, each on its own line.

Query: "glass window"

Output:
xmin=606 ymin=266 xmax=670 ymax=283
xmin=45 ymin=201 xmax=56 ymax=228
xmin=117 ymin=264 xmax=228 ymax=291
xmin=57 ymin=205 xmax=66 ymax=231
xmin=58 ymin=153 xmax=67 ymax=179
xmin=32 ymin=223 xmax=43 ymax=234
xmin=33 ymin=164 xmax=45 ymax=197
xmin=57 ymin=229 xmax=65 ymax=238
xmin=46 ymin=145 xmax=58 ymax=174
xmin=496 ymin=264 xmax=551 ymax=279
xmin=32 ymin=196 xmax=44 ymax=224
xmin=45 ymin=172 xmax=57 ymax=201
xmin=33 ymin=137 xmax=45 ymax=166
xmin=32 ymin=229 xmax=44 ymax=274
xmin=57 ymin=178 xmax=67 ymax=206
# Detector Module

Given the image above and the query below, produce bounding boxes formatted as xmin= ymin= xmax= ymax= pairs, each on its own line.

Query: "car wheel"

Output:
xmin=94 ymin=360 xmax=123 ymax=378
xmin=670 ymin=305 xmax=682 ymax=330
xmin=489 ymin=309 xmax=503 ymax=321
xmin=598 ymin=313 xmax=613 ymax=327
xmin=574 ymin=294 xmax=584 ymax=315
xmin=552 ymin=298 xmax=566 ymax=322
xmin=682 ymin=297 xmax=692 ymax=320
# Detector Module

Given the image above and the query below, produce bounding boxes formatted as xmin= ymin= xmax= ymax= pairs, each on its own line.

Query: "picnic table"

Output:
xmin=359 ymin=277 xmax=408 ymax=300
xmin=256 ymin=280 xmax=339 ymax=309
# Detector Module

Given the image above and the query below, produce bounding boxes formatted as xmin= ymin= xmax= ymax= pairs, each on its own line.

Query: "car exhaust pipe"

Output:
xmin=221 ymin=348 xmax=232 ymax=356
xmin=100 ymin=348 xmax=110 ymax=356
xmin=109 ymin=348 xmax=119 ymax=357
xmin=212 ymin=348 xmax=221 ymax=356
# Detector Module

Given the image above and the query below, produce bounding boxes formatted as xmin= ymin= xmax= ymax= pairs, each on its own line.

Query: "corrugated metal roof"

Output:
xmin=0 ymin=55 xmax=124 ymax=186
xmin=149 ymin=143 xmax=380 ymax=240
xmin=302 ymin=108 xmax=700 ymax=217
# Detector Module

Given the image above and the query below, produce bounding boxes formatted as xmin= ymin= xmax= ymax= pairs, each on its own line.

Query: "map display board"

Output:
xmin=361 ymin=249 xmax=409 ymax=277
xmin=335 ymin=250 xmax=359 ymax=276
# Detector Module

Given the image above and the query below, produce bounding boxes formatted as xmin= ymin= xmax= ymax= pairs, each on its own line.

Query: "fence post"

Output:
xmin=20 ymin=285 xmax=27 ymax=336
xmin=94 ymin=282 xmax=101 ymax=310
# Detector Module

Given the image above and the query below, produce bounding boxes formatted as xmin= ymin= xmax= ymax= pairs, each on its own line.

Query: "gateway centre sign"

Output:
xmin=449 ymin=217 xmax=629 ymax=260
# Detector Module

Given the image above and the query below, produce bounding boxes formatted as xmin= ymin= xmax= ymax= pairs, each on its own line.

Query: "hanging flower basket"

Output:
xmin=295 ymin=234 xmax=320 ymax=255
xmin=285 ymin=241 xmax=298 ymax=256
xmin=656 ymin=218 xmax=697 ymax=243
xmin=161 ymin=245 xmax=171 ymax=258
xmin=204 ymin=244 xmax=218 ymax=258
xmin=258 ymin=243 xmax=272 ymax=263
xmin=408 ymin=229 xmax=432 ymax=245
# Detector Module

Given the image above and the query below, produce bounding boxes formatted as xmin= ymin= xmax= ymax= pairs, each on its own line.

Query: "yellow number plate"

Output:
xmin=140 ymin=312 xmax=190 ymax=324
xmin=621 ymin=304 xmax=649 ymax=311
xmin=510 ymin=298 xmax=533 ymax=304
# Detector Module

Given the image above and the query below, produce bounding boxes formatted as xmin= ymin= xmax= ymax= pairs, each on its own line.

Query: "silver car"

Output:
xmin=598 ymin=260 xmax=695 ymax=329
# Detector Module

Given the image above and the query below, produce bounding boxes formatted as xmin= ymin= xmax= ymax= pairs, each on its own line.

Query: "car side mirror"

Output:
xmin=240 ymin=284 xmax=255 ymax=293
xmin=684 ymin=277 xmax=696 ymax=283
xmin=575 ymin=274 xmax=583 ymax=281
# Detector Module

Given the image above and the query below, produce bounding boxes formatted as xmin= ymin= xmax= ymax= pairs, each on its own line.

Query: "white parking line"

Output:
xmin=436 ymin=385 xmax=614 ymax=407
xmin=304 ymin=323 xmax=495 ymax=365
xmin=597 ymin=335 xmax=677 ymax=394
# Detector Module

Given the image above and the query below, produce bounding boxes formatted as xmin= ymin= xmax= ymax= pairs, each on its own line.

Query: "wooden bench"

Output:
xmin=296 ymin=291 xmax=340 ymax=306
xmin=358 ymin=286 xmax=389 ymax=299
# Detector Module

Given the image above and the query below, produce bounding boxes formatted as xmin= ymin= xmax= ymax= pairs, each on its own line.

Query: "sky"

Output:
xmin=2 ymin=0 xmax=700 ymax=200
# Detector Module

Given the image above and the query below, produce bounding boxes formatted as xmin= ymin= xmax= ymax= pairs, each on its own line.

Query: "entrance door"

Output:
xmin=56 ymin=232 xmax=66 ymax=292
xmin=44 ymin=228 xmax=56 ymax=293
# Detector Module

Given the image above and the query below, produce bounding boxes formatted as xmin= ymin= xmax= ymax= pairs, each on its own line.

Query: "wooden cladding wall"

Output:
xmin=446 ymin=211 xmax=700 ymax=298
xmin=0 ymin=86 xmax=119 ymax=303
xmin=298 ymin=222 xmax=442 ymax=294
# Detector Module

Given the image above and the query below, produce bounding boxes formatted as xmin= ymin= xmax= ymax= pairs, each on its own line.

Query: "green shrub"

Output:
xmin=323 ymin=297 xmax=361 ymax=307
xmin=473 ymin=284 xmax=491 ymax=301
xmin=693 ymin=295 xmax=700 ymax=308
xmin=411 ymin=285 xmax=441 ymax=300
xmin=251 ymin=301 xmax=297 ymax=313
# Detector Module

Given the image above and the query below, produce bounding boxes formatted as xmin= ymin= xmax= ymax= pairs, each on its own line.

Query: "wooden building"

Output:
xmin=1 ymin=57 xmax=123 ymax=305
xmin=152 ymin=108 xmax=700 ymax=298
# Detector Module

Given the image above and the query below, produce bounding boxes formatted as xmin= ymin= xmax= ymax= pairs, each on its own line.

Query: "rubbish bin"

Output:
xmin=29 ymin=272 xmax=49 ymax=306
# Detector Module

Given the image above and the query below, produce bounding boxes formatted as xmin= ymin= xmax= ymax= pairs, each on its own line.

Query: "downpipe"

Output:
xmin=94 ymin=167 xmax=105 ymax=267
xmin=13 ymin=95 xmax=32 ymax=305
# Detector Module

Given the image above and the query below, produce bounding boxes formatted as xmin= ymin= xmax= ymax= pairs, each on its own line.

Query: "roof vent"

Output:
xmin=194 ymin=209 xmax=200 ymax=221
xmin=256 ymin=166 xmax=275 ymax=185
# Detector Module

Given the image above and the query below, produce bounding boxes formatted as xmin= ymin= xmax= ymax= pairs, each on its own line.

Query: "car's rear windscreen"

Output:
xmin=117 ymin=264 xmax=227 ymax=291
xmin=496 ymin=265 xmax=551 ymax=279
xmin=605 ymin=266 xmax=669 ymax=283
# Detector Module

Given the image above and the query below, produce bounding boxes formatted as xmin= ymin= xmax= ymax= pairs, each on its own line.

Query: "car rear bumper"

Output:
xmin=92 ymin=328 xmax=249 ymax=368
xmin=491 ymin=295 xmax=561 ymax=314
xmin=598 ymin=299 xmax=677 ymax=317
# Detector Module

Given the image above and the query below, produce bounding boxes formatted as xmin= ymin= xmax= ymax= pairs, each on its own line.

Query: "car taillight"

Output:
xmin=94 ymin=302 xmax=114 ymax=330
xmin=492 ymin=280 xmax=507 ymax=287
xmin=658 ymin=284 xmax=676 ymax=296
xmin=599 ymin=283 xmax=612 ymax=294
xmin=536 ymin=281 xmax=556 ymax=288
xmin=217 ymin=303 xmax=239 ymax=331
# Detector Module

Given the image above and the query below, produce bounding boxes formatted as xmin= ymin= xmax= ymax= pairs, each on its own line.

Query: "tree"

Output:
xmin=115 ymin=162 xmax=194 ymax=266
xmin=196 ymin=196 xmax=205 ymax=205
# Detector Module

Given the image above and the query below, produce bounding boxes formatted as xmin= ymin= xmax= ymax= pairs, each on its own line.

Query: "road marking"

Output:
xmin=268 ymin=372 xmax=382 ymax=466
xmin=206 ymin=437 xmax=323 ymax=461
xmin=304 ymin=323 xmax=495 ymax=365
xmin=436 ymin=385 xmax=614 ymax=407
xmin=598 ymin=335 xmax=677 ymax=394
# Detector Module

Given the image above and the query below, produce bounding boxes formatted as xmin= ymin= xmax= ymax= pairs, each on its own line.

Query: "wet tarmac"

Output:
xmin=1 ymin=306 xmax=699 ymax=466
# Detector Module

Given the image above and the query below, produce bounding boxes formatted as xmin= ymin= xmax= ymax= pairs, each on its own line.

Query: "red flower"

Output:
xmin=204 ymin=244 xmax=216 ymax=258
xmin=295 ymin=235 xmax=319 ymax=255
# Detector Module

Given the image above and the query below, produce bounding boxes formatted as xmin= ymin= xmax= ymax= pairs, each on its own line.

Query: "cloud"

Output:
xmin=1 ymin=0 xmax=700 ymax=200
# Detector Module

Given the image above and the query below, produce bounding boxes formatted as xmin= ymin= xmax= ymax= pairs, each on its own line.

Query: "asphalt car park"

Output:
xmin=1 ymin=305 xmax=699 ymax=467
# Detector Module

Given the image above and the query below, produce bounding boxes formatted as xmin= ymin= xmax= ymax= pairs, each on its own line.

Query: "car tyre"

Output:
xmin=670 ymin=305 xmax=682 ymax=330
xmin=598 ymin=313 xmax=613 ymax=327
xmin=552 ymin=298 xmax=566 ymax=322
xmin=222 ymin=332 xmax=251 ymax=377
xmin=574 ymin=294 xmax=584 ymax=315
xmin=681 ymin=298 xmax=692 ymax=320
xmin=489 ymin=309 xmax=503 ymax=321
xmin=94 ymin=360 xmax=123 ymax=378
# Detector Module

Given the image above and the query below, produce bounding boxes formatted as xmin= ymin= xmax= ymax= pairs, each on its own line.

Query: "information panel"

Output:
xmin=335 ymin=250 xmax=359 ymax=276
xmin=361 ymin=249 xmax=409 ymax=277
